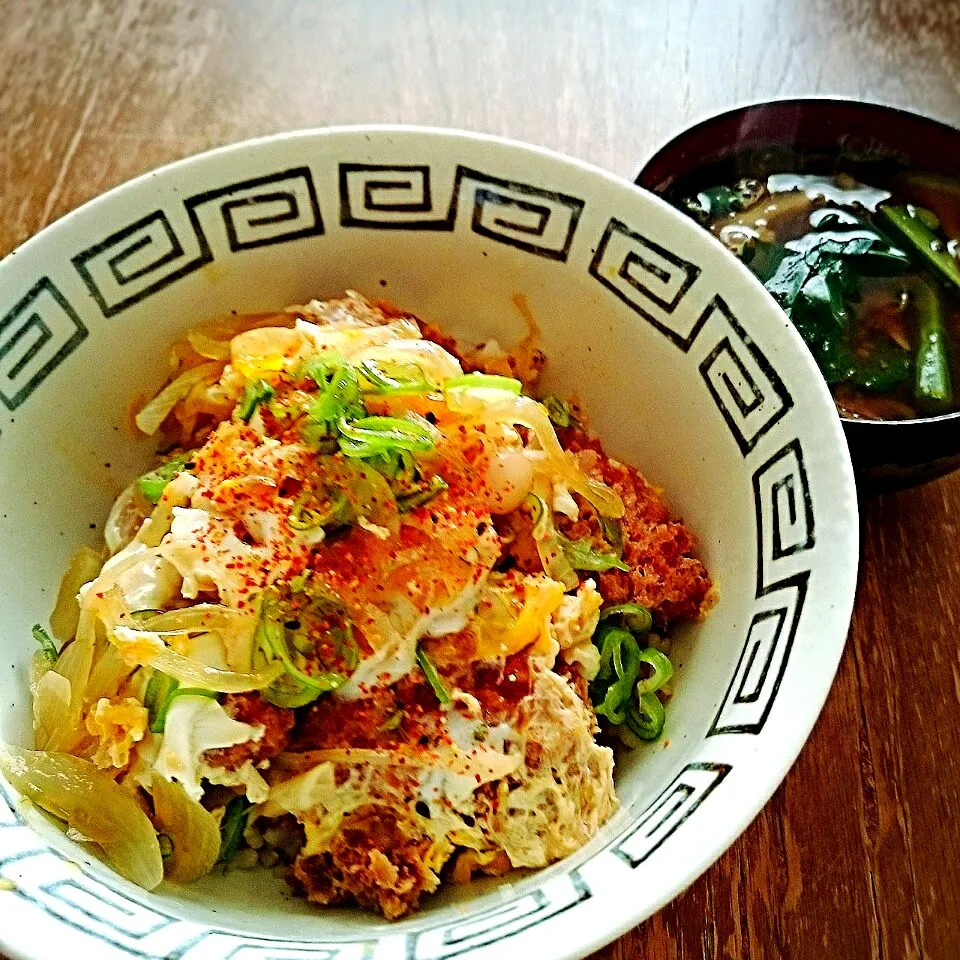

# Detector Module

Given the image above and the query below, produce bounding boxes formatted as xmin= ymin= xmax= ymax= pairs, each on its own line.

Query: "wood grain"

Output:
xmin=3 ymin=1 xmax=960 ymax=957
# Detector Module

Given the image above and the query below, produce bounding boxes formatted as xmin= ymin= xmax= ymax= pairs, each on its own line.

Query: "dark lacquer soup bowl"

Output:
xmin=637 ymin=97 xmax=960 ymax=491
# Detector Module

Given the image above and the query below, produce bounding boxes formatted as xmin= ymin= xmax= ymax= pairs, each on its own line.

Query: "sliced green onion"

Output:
xmin=144 ymin=670 xmax=178 ymax=731
xmin=378 ymin=710 xmax=404 ymax=732
xmin=625 ymin=692 xmax=666 ymax=741
xmin=289 ymin=490 xmax=351 ymax=531
xmin=337 ymin=413 xmax=439 ymax=458
xmin=525 ymin=493 xmax=578 ymax=589
xmin=32 ymin=624 xmax=58 ymax=662
xmin=599 ymin=602 xmax=653 ymax=635
xmin=256 ymin=592 xmax=347 ymax=708
xmin=636 ymin=647 xmax=674 ymax=695
xmin=599 ymin=516 xmax=624 ymax=558
xmin=416 ymin=644 xmax=451 ymax=706
xmin=444 ymin=373 xmax=522 ymax=395
xmin=358 ymin=358 xmax=433 ymax=395
xmin=151 ymin=686 xmax=218 ymax=734
xmin=397 ymin=474 xmax=448 ymax=512
xmin=298 ymin=356 xmax=365 ymax=449
xmin=217 ymin=795 xmax=253 ymax=863
xmin=158 ymin=834 xmax=174 ymax=861
xmin=563 ymin=537 xmax=631 ymax=573
xmin=541 ymin=395 xmax=573 ymax=428
xmin=593 ymin=629 xmax=641 ymax=725
xmin=237 ymin=378 xmax=275 ymax=422
xmin=137 ymin=451 xmax=195 ymax=504
xmin=368 ymin=448 xmax=415 ymax=483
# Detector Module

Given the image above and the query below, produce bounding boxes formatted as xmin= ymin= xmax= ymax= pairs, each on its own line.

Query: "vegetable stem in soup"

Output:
xmin=682 ymin=172 xmax=960 ymax=420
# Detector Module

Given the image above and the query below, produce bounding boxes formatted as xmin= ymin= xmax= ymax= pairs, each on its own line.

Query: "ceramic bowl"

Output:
xmin=0 ymin=127 xmax=858 ymax=960
xmin=635 ymin=97 xmax=960 ymax=491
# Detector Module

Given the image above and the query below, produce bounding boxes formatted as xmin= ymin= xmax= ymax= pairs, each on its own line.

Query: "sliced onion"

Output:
xmin=86 ymin=645 xmax=136 ymax=703
xmin=356 ymin=339 xmax=463 ymax=386
xmin=50 ymin=546 xmax=104 ymax=642
xmin=32 ymin=671 xmax=72 ymax=751
xmin=138 ymin=605 xmax=259 ymax=672
xmin=48 ymin=609 xmax=95 ymax=751
xmin=105 ymin=483 xmax=152 ymax=555
xmin=448 ymin=392 xmax=624 ymax=518
xmin=0 ymin=745 xmax=163 ymax=889
xmin=186 ymin=328 xmax=232 ymax=360
xmin=149 ymin=774 xmax=221 ymax=883
xmin=111 ymin=625 xmax=284 ymax=692
xmin=135 ymin=362 xmax=223 ymax=436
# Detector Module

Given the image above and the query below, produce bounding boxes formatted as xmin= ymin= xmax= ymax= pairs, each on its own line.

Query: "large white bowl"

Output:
xmin=0 ymin=128 xmax=858 ymax=960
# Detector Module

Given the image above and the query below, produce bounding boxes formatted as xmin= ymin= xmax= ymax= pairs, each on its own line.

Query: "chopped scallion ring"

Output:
xmin=635 ymin=648 xmax=674 ymax=696
xmin=625 ymin=692 xmax=666 ymax=741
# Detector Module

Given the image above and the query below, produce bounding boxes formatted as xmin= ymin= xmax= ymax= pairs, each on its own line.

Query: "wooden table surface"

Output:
xmin=4 ymin=1 xmax=960 ymax=957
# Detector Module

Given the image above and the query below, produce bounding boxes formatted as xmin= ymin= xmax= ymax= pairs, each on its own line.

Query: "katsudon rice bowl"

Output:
xmin=0 ymin=128 xmax=858 ymax=960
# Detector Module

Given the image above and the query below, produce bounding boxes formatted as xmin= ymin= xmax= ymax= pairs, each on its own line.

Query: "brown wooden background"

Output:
xmin=3 ymin=1 xmax=960 ymax=957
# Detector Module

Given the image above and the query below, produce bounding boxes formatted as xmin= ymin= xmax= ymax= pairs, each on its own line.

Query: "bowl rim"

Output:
xmin=0 ymin=123 xmax=860 ymax=960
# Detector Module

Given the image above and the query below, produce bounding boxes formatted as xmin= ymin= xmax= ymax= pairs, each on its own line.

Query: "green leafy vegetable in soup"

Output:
xmin=680 ymin=171 xmax=960 ymax=420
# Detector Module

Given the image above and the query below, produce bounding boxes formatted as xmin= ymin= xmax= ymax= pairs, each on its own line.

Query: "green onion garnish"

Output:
xmin=592 ymin=628 xmax=641 ymax=725
xmin=397 ymin=474 xmax=448 ymax=512
xmin=541 ymin=395 xmax=574 ymax=428
xmin=137 ymin=451 xmax=195 ymax=504
xmin=151 ymin=684 xmax=217 ymax=734
xmin=625 ymin=692 xmax=666 ymax=741
xmin=358 ymin=359 xmax=433 ymax=395
xmin=256 ymin=592 xmax=347 ymax=708
xmin=599 ymin=602 xmax=653 ymax=636
xmin=217 ymin=795 xmax=253 ymax=863
xmin=31 ymin=624 xmax=58 ymax=662
xmin=562 ymin=537 xmax=631 ymax=573
xmin=635 ymin=648 xmax=674 ymax=696
xmin=416 ymin=644 xmax=451 ymax=706
xmin=337 ymin=414 xmax=439 ymax=458
xmin=144 ymin=670 xmax=178 ymax=731
xmin=237 ymin=378 xmax=275 ymax=422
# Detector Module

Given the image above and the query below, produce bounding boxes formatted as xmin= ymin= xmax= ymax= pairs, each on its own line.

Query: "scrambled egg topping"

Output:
xmin=29 ymin=293 xmax=683 ymax=919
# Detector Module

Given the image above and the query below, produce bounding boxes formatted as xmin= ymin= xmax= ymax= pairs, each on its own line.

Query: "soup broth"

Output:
xmin=676 ymin=165 xmax=960 ymax=421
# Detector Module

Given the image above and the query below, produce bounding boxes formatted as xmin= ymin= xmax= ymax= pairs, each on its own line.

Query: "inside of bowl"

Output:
xmin=0 ymin=132 xmax=851 ymax=948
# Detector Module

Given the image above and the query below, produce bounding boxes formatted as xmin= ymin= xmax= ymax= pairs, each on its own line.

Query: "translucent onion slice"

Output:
xmin=111 ymin=625 xmax=284 ymax=693
xmin=0 ymin=745 xmax=163 ymax=889
xmin=135 ymin=362 xmax=223 ymax=436
xmin=355 ymin=339 xmax=463 ymax=386
xmin=149 ymin=774 xmax=221 ymax=883
xmin=50 ymin=546 xmax=104 ymax=642
xmin=46 ymin=609 xmax=95 ymax=752
xmin=32 ymin=671 xmax=72 ymax=751
xmin=105 ymin=483 xmax=152 ymax=555
xmin=445 ymin=392 xmax=624 ymax=518
xmin=186 ymin=328 xmax=232 ymax=360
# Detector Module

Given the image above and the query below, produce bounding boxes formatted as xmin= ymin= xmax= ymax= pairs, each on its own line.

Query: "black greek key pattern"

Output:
xmin=588 ymin=217 xmax=703 ymax=349
xmin=73 ymin=209 xmax=211 ymax=317
xmin=185 ymin=168 xmax=323 ymax=253
xmin=709 ymin=439 xmax=815 ymax=735
xmin=698 ymin=296 xmax=793 ymax=455
xmin=409 ymin=873 xmax=590 ymax=960
xmin=753 ymin=438 xmax=815 ymax=591
xmin=611 ymin=763 xmax=732 ymax=867
xmin=708 ymin=576 xmax=808 ymax=735
xmin=339 ymin=164 xmax=584 ymax=260
xmin=73 ymin=168 xmax=323 ymax=317
xmin=0 ymin=278 xmax=87 ymax=410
